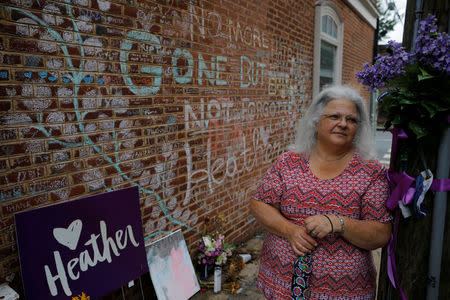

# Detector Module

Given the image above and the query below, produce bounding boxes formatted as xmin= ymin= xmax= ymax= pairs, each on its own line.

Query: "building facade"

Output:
xmin=0 ymin=0 xmax=377 ymax=296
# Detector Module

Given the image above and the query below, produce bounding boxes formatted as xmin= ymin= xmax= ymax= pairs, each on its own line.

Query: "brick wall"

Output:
xmin=0 ymin=0 xmax=374 ymax=296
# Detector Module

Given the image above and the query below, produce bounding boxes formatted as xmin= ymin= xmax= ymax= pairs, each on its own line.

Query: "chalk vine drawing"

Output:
xmin=0 ymin=1 xmax=198 ymax=239
xmin=1 ymin=0 xmax=311 ymax=238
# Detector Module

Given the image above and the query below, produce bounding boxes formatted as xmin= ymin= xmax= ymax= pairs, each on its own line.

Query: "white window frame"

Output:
xmin=313 ymin=1 xmax=344 ymax=98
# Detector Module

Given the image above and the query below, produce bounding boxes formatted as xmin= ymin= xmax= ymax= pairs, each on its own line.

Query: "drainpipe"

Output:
xmin=426 ymin=127 xmax=450 ymax=299
xmin=370 ymin=19 xmax=380 ymax=137
xmin=411 ymin=0 xmax=423 ymax=52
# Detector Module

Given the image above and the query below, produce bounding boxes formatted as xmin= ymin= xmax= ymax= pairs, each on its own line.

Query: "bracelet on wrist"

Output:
xmin=323 ymin=215 xmax=334 ymax=233
xmin=337 ymin=215 xmax=345 ymax=234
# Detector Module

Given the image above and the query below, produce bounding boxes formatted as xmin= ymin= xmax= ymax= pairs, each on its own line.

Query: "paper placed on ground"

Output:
xmin=0 ymin=283 xmax=19 ymax=300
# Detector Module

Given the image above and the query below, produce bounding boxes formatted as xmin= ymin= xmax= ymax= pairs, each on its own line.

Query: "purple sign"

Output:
xmin=14 ymin=187 xmax=148 ymax=300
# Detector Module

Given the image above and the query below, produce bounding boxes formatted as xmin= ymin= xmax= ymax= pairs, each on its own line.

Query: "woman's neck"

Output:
xmin=313 ymin=145 xmax=354 ymax=162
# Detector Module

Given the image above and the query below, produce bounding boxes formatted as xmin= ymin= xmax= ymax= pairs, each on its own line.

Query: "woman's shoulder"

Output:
xmin=275 ymin=151 xmax=308 ymax=169
xmin=350 ymin=152 xmax=386 ymax=177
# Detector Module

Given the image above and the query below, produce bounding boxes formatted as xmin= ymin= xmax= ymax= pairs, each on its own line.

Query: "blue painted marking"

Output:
xmin=167 ymin=116 xmax=176 ymax=124
xmin=97 ymin=78 xmax=104 ymax=84
xmin=0 ymin=71 xmax=7 ymax=79
xmin=38 ymin=72 xmax=47 ymax=78
xmin=48 ymin=76 xmax=57 ymax=82
xmin=62 ymin=77 xmax=70 ymax=83
xmin=83 ymin=76 xmax=93 ymax=84
xmin=24 ymin=72 xmax=32 ymax=78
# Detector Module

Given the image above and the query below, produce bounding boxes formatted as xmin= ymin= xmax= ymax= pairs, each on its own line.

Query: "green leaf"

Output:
xmin=427 ymin=100 xmax=449 ymax=113
xmin=391 ymin=115 xmax=402 ymax=125
xmin=399 ymin=99 xmax=416 ymax=105
xmin=418 ymin=67 xmax=434 ymax=81
xmin=420 ymin=101 xmax=437 ymax=117
xmin=409 ymin=122 xmax=428 ymax=139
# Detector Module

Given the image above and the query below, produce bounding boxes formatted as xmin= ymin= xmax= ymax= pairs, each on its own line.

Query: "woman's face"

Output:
xmin=316 ymin=98 xmax=359 ymax=149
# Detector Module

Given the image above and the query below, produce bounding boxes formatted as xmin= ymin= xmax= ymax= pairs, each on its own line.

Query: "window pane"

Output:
xmin=322 ymin=15 xmax=338 ymax=38
xmin=320 ymin=41 xmax=336 ymax=89
xmin=327 ymin=16 xmax=332 ymax=36
xmin=322 ymin=15 xmax=327 ymax=33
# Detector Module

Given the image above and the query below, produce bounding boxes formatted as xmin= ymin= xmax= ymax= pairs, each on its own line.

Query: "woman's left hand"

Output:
xmin=304 ymin=215 xmax=333 ymax=239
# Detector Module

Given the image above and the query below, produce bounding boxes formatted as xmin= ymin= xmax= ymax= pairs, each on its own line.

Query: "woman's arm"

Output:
xmin=337 ymin=216 xmax=391 ymax=250
xmin=304 ymin=214 xmax=391 ymax=250
xmin=250 ymin=198 xmax=317 ymax=256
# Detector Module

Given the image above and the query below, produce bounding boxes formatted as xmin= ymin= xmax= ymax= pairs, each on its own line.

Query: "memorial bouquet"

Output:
xmin=356 ymin=15 xmax=449 ymax=141
xmin=197 ymin=233 xmax=234 ymax=266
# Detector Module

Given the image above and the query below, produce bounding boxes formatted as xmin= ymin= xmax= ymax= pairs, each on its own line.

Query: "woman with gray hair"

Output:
xmin=251 ymin=85 xmax=392 ymax=299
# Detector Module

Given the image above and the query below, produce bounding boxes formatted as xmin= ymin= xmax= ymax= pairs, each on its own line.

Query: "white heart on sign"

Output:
xmin=53 ymin=219 xmax=83 ymax=250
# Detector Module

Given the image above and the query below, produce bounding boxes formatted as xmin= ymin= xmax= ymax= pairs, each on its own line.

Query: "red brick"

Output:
xmin=8 ymin=156 xmax=31 ymax=169
xmin=0 ymin=0 xmax=378 ymax=283
xmin=1 ymin=54 xmax=21 ymax=65
xmin=2 ymin=194 xmax=48 ymax=216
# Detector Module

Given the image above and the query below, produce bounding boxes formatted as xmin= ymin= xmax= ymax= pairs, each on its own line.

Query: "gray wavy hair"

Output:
xmin=288 ymin=85 xmax=377 ymax=160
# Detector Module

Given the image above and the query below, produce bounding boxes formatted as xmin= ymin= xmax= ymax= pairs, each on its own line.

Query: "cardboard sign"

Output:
xmin=146 ymin=230 xmax=200 ymax=300
xmin=15 ymin=186 xmax=148 ymax=300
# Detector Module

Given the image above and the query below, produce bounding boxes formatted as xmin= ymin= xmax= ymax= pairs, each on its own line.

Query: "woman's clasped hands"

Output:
xmin=287 ymin=214 xmax=337 ymax=256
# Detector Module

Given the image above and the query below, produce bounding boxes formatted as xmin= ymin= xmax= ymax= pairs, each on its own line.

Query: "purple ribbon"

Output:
xmin=386 ymin=122 xmax=450 ymax=299
xmin=386 ymin=171 xmax=416 ymax=211
xmin=389 ymin=127 xmax=408 ymax=171
xmin=387 ymin=210 xmax=408 ymax=300
xmin=430 ymin=178 xmax=450 ymax=192
xmin=386 ymin=169 xmax=450 ymax=298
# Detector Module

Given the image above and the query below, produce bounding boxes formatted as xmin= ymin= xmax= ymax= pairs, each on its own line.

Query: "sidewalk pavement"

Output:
xmin=190 ymin=235 xmax=265 ymax=300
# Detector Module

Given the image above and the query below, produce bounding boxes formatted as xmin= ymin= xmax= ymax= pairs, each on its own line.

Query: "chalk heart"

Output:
xmin=53 ymin=219 xmax=83 ymax=251
xmin=83 ymin=76 xmax=93 ymax=84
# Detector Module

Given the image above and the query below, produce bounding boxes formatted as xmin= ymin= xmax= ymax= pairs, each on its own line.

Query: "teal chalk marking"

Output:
xmin=240 ymin=56 xmax=251 ymax=88
xmin=2 ymin=3 xmax=199 ymax=237
xmin=172 ymin=48 xmax=193 ymax=84
xmin=215 ymin=56 xmax=228 ymax=85
xmin=198 ymin=54 xmax=215 ymax=85
xmin=120 ymin=30 xmax=162 ymax=95
xmin=167 ymin=116 xmax=176 ymax=124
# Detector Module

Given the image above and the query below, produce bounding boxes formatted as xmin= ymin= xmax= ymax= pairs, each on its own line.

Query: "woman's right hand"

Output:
xmin=286 ymin=223 xmax=318 ymax=256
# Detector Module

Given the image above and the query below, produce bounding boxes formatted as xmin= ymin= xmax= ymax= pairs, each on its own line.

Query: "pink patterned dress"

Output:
xmin=253 ymin=151 xmax=392 ymax=299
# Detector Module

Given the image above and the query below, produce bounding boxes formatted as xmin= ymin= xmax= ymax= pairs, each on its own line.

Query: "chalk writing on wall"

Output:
xmin=0 ymin=0 xmax=311 ymax=243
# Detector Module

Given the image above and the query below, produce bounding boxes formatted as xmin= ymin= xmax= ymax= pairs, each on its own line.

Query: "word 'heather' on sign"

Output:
xmin=44 ymin=220 xmax=139 ymax=296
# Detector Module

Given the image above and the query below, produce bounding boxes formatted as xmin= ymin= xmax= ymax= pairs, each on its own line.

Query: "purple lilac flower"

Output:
xmin=356 ymin=41 xmax=412 ymax=90
xmin=414 ymin=15 xmax=450 ymax=75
